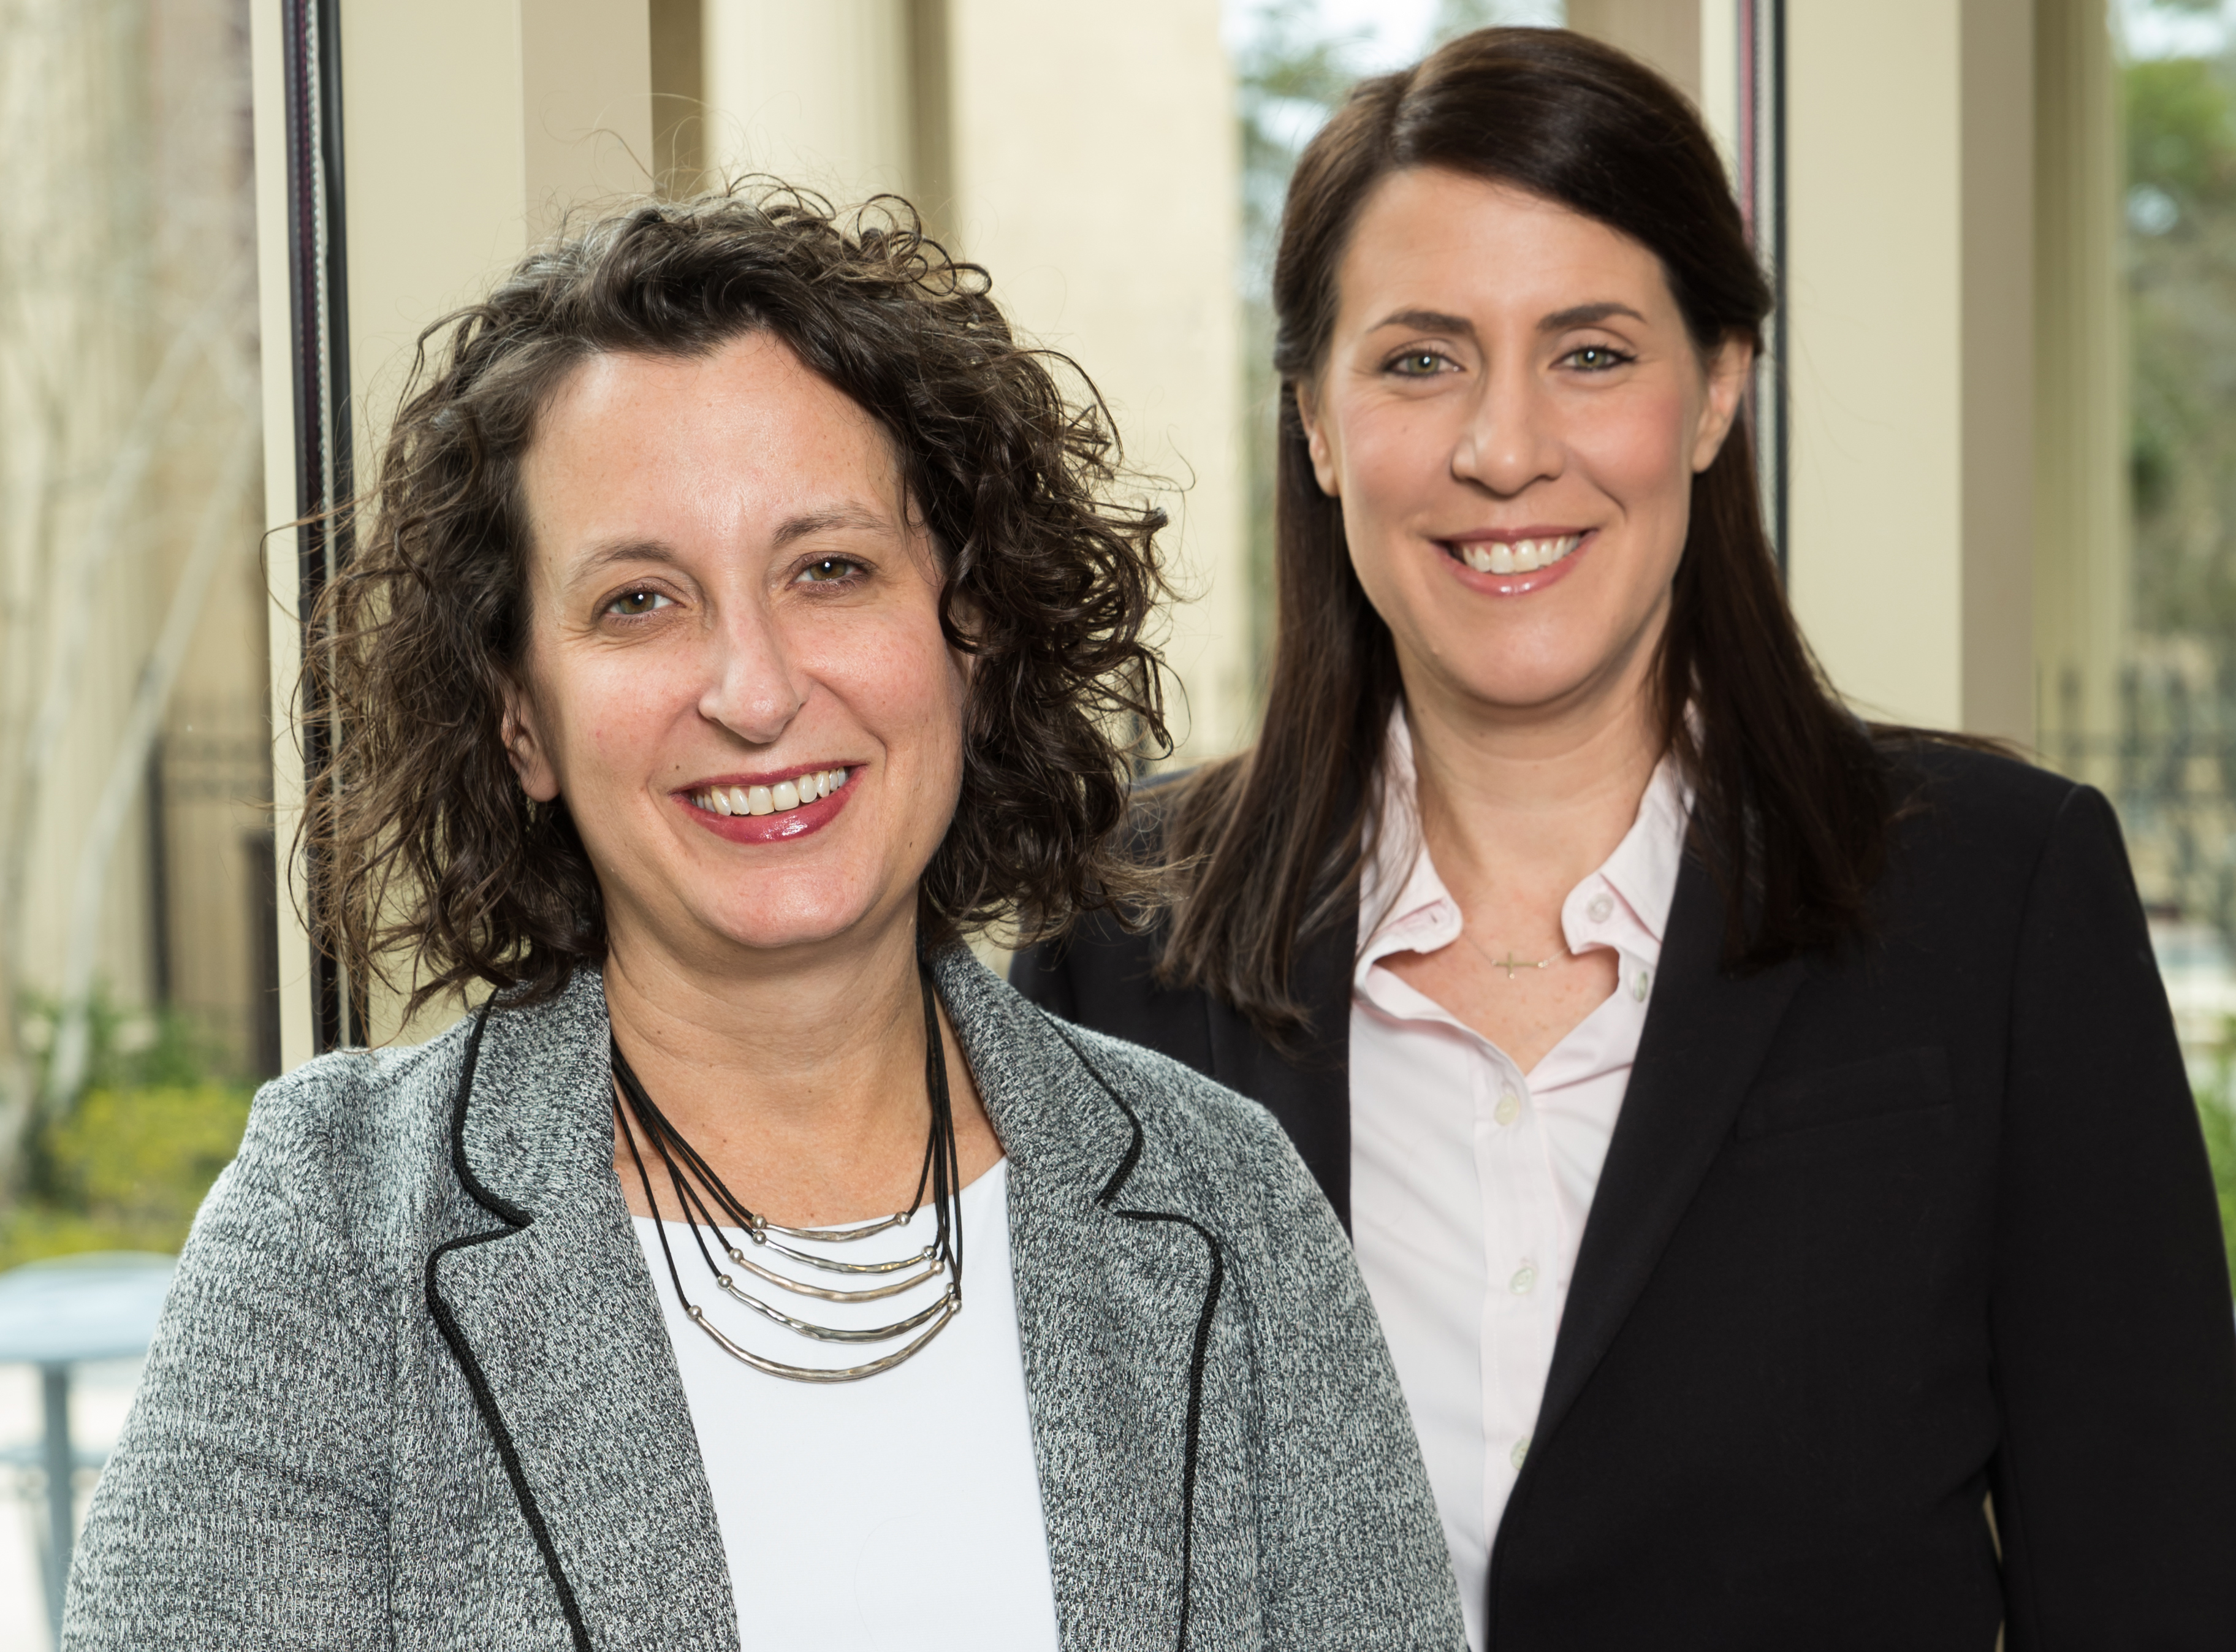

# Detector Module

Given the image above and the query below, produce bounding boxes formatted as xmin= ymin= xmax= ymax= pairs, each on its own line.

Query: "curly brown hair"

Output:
xmin=304 ymin=188 xmax=1171 ymax=1018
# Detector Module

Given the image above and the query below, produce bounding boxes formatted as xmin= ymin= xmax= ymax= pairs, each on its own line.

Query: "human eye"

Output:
xmin=1385 ymin=348 xmax=1453 ymax=378
xmin=794 ymin=555 xmax=866 ymax=586
xmin=1561 ymin=343 xmax=1635 ymax=373
xmin=603 ymin=587 xmax=673 ymax=619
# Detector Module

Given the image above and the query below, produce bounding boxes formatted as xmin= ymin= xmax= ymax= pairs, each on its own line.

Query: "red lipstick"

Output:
xmin=676 ymin=765 xmax=857 ymax=846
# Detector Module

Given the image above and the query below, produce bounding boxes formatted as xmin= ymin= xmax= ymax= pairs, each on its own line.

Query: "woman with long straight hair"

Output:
xmin=1017 ymin=26 xmax=2236 ymax=1649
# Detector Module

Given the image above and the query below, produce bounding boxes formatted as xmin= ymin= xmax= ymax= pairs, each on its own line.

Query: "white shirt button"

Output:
xmin=1511 ymin=1434 xmax=1531 ymax=1471
xmin=1494 ymin=1087 xmax=1521 ymax=1126
xmin=1509 ymin=1263 xmax=1537 ymax=1295
xmin=1632 ymin=969 xmax=1651 ymax=1001
xmin=1586 ymin=893 xmax=1613 ymax=923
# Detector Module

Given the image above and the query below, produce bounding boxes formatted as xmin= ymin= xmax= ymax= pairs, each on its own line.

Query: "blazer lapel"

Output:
xmin=426 ymin=975 xmax=738 ymax=1652
xmin=1531 ymin=851 xmax=1804 ymax=1454
xmin=935 ymin=949 xmax=1217 ymax=1651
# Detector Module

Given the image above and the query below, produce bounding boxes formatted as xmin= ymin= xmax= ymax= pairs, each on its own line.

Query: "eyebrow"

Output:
xmin=1365 ymin=300 xmax=1649 ymax=338
xmin=1540 ymin=301 xmax=1647 ymax=331
xmin=574 ymin=538 xmax=682 ymax=579
xmin=769 ymin=504 xmax=891 ymax=549
xmin=569 ymin=505 xmax=893 ymax=577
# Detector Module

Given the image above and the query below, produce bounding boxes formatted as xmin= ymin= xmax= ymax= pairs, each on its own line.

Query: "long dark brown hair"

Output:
xmin=1158 ymin=27 xmax=1888 ymax=1035
xmin=305 ymin=189 xmax=1171 ymax=1019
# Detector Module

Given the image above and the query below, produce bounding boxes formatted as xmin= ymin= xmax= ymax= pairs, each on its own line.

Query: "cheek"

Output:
xmin=1576 ymin=384 xmax=1698 ymax=525
xmin=542 ymin=653 xmax=704 ymax=791
xmin=1332 ymin=401 xmax=1454 ymax=601
xmin=808 ymin=612 xmax=968 ymax=772
xmin=1335 ymin=398 xmax=1448 ymax=522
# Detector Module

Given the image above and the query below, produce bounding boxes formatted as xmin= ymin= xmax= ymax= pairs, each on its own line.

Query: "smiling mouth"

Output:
xmin=1447 ymin=534 xmax=1584 ymax=575
xmin=688 ymin=767 xmax=851 ymax=819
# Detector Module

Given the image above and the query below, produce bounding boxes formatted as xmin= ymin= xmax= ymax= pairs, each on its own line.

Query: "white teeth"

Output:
xmin=698 ymin=768 xmax=849 ymax=818
xmin=1455 ymin=535 xmax=1584 ymax=578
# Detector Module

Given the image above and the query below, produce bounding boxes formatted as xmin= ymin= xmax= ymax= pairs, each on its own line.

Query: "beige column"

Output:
xmin=945 ymin=0 xmax=1248 ymax=762
xmin=1568 ymin=0 xmax=1702 ymax=101
xmin=699 ymin=1 xmax=924 ymax=208
xmin=1697 ymin=0 xmax=1738 ymax=169
xmin=251 ymin=0 xmax=654 ymax=1065
xmin=1782 ymin=0 xmax=2036 ymax=744
xmin=2032 ymin=0 xmax=2126 ymax=785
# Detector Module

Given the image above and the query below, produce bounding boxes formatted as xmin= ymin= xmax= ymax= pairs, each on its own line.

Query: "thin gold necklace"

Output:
xmin=1460 ymin=927 xmax=1571 ymax=980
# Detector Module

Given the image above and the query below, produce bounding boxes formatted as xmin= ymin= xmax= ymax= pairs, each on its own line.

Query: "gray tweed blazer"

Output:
xmin=63 ymin=946 xmax=1462 ymax=1651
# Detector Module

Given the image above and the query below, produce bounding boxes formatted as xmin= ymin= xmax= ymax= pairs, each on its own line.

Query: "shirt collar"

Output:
xmin=1592 ymin=757 xmax=1690 ymax=950
xmin=1354 ymin=704 xmax=1693 ymax=985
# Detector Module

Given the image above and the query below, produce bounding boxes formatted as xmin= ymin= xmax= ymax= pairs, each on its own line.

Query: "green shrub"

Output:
xmin=0 ymin=1083 xmax=251 ymax=1270
xmin=2198 ymin=1086 xmax=2236 ymax=1295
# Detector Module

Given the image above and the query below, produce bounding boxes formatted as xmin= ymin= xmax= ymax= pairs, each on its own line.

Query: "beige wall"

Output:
xmin=702 ymin=0 xmax=921 ymax=207
xmin=1569 ymin=0 xmax=1702 ymax=101
xmin=1782 ymin=0 xmax=2036 ymax=744
xmin=945 ymin=0 xmax=1248 ymax=760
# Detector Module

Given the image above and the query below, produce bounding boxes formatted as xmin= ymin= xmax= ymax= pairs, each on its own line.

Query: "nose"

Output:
xmin=698 ymin=595 xmax=809 ymax=745
xmin=1451 ymin=354 xmax=1564 ymax=497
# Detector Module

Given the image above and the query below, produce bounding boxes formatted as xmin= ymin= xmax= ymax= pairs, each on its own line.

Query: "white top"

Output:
xmin=633 ymin=1158 xmax=1061 ymax=1651
xmin=1348 ymin=714 xmax=1690 ymax=1651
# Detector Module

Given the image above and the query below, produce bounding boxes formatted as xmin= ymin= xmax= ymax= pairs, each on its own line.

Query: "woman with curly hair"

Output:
xmin=62 ymin=192 xmax=1463 ymax=1651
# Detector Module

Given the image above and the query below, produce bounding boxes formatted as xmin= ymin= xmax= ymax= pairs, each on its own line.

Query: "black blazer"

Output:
xmin=1013 ymin=743 xmax=2236 ymax=1649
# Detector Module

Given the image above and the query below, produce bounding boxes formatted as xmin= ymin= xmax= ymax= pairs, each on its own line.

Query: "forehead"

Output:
xmin=520 ymin=335 xmax=904 ymax=563
xmin=1335 ymin=168 xmax=1677 ymax=325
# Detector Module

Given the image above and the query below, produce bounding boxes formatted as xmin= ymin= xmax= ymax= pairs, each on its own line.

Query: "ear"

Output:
xmin=500 ymin=676 xmax=561 ymax=804
xmin=1690 ymin=332 xmax=1756 ymax=473
xmin=1295 ymin=380 xmax=1341 ymax=498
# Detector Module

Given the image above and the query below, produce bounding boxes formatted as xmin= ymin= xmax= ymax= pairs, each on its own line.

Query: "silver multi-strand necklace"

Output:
xmin=612 ymin=954 xmax=964 ymax=1384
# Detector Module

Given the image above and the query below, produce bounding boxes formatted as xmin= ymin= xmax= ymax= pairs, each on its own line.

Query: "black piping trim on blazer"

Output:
xmin=1041 ymin=1012 xmax=1226 ymax=1652
xmin=422 ymin=997 xmax=593 ymax=1652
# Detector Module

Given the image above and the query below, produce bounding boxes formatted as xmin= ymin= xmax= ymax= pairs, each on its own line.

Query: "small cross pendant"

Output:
xmin=1490 ymin=953 xmax=1537 ymax=979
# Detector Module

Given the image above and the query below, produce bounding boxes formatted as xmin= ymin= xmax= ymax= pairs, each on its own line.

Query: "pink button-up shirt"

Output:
xmin=1350 ymin=714 xmax=1689 ymax=1650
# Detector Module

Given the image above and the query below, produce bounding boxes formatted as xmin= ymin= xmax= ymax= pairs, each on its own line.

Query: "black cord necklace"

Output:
xmin=612 ymin=951 xmax=965 ymax=1384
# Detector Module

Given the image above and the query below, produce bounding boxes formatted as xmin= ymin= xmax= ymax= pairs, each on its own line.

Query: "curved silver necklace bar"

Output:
xmin=722 ymin=1240 xmax=945 ymax=1303
xmin=685 ymin=1295 xmax=961 ymax=1384
xmin=758 ymin=1207 xmax=918 ymax=1244
xmin=745 ymin=1230 xmax=940 ymax=1276
xmin=715 ymin=1274 xmax=958 ymax=1343
xmin=610 ymin=953 xmax=967 ymax=1385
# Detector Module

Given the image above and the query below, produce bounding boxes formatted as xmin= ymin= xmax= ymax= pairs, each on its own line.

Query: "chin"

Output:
xmin=1447 ymin=657 xmax=1600 ymax=712
xmin=701 ymin=883 xmax=891 ymax=957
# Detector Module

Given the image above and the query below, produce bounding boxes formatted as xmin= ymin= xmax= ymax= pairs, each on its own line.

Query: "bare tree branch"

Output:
xmin=42 ymin=417 xmax=261 ymax=1110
